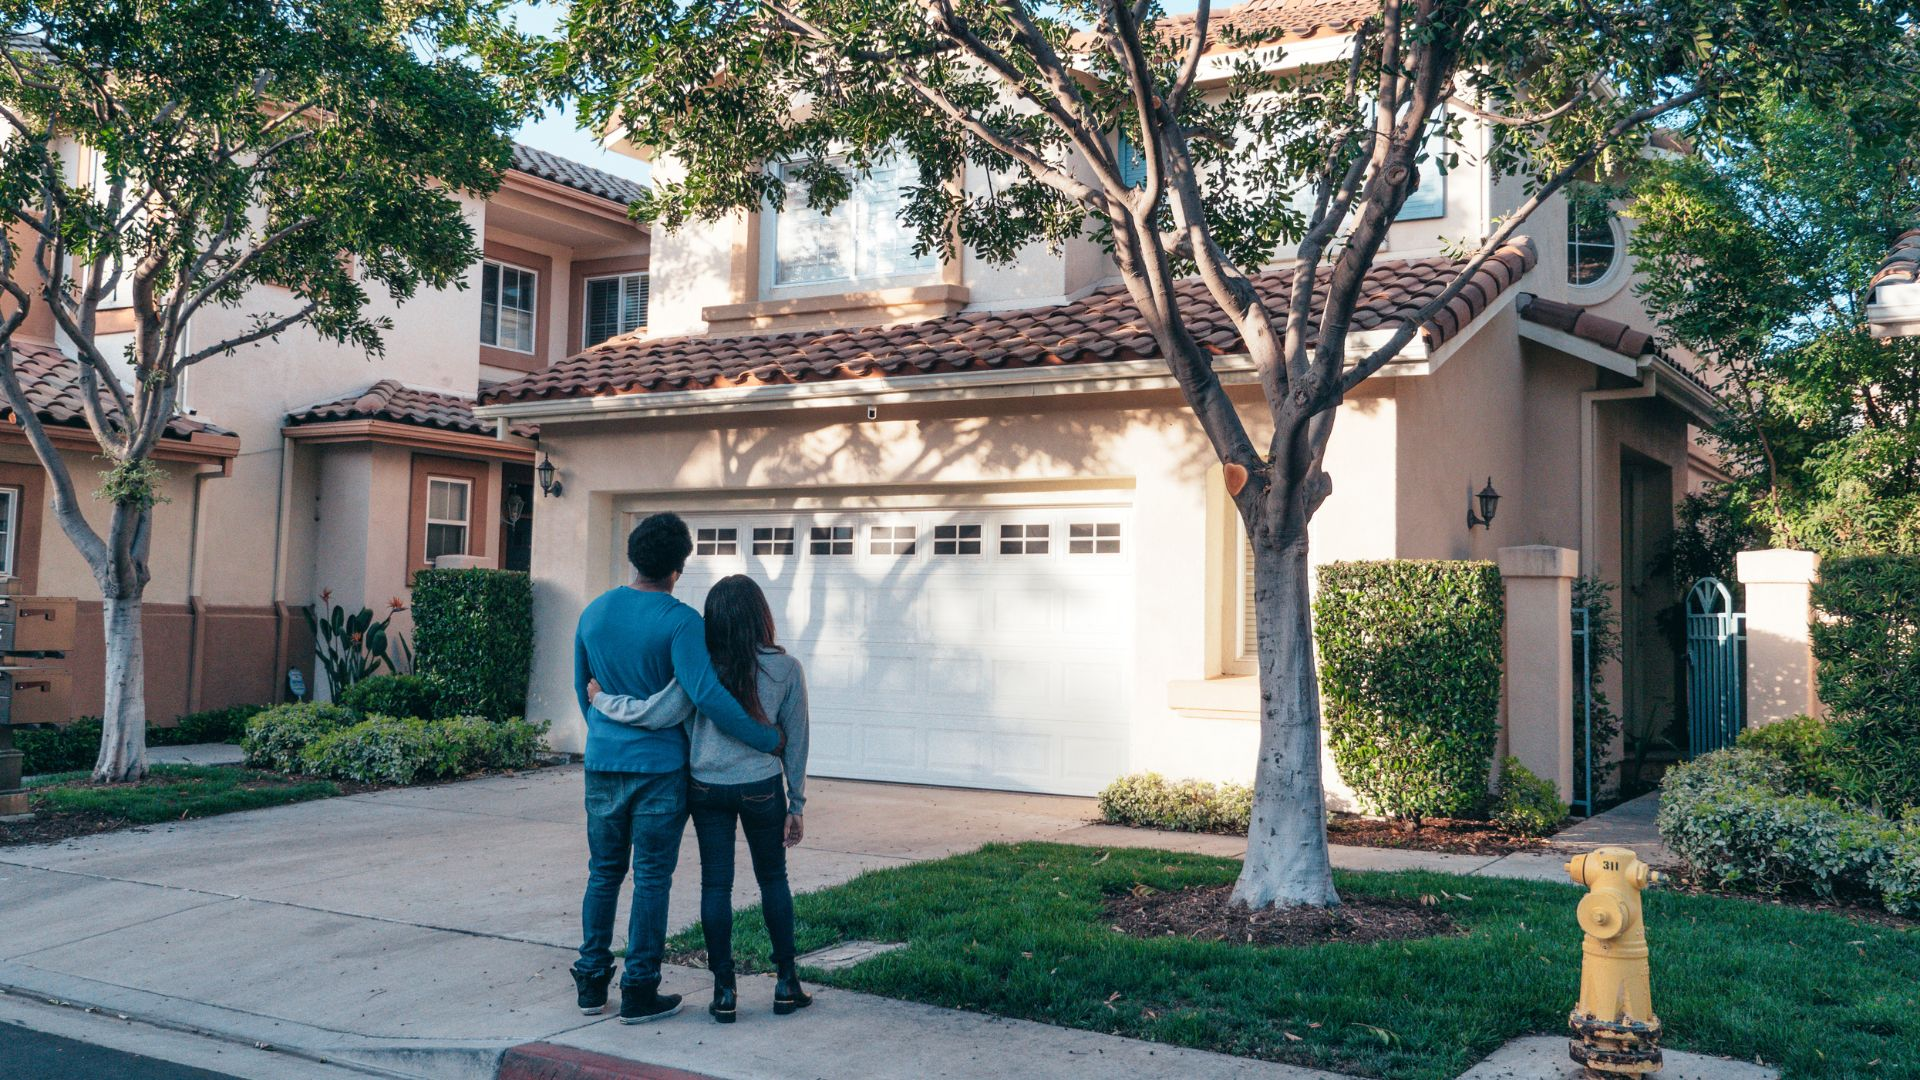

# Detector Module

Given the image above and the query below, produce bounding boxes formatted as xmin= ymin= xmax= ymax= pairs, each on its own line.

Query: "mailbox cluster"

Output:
xmin=0 ymin=578 xmax=77 ymax=818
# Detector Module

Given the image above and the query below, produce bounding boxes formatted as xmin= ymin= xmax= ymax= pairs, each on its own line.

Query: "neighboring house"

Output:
xmin=1868 ymin=228 xmax=1920 ymax=339
xmin=0 ymin=143 xmax=648 ymax=714
xmin=475 ymin=0 xmax=1720 ymax=799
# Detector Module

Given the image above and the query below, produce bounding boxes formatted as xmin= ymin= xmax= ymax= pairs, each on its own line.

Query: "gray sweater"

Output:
xmin=589 ymin=649 xmax=810 ymax=815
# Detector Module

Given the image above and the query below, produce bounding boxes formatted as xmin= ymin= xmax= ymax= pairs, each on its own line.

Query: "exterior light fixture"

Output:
xmin=537 ymin=454 xmax=563 ymax=498
xmin=1467 ymin=477 xmax=1500 ymax=530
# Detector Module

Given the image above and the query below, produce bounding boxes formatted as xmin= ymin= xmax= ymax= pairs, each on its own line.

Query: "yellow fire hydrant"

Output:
xmin=1566 ymin=846 xmax=1662 ymax=1075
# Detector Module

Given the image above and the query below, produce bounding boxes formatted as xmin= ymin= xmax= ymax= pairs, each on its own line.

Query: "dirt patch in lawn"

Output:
xmin=1325 ymin=813 xmax=1552 ymax=856
xmin=1105 ymin=883 xmax=1458 ymax=947
xmin=0 ymin=809 xmax=135 ymax=847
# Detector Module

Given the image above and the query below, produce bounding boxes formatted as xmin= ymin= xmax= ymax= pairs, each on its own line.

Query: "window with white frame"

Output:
xmin=424 ymin=478 xmax=471 ymax=564
xmin=752 ymin=527 xmax=796 ymax=555
xmin=0 ymin=487 xmax=18 ymax=577
xmin=933 ymin=523 xmax=981 ymax=555
xmin=695 ymin=527 xmax=737 ymax=556
xmin=584 ymin=272 xmax=648 ymax=347
xmin=1068 ymin=522 xmax=1122 ymax=555
xmin=809 ymin=525 xmax=853 ymax=555
xmin=1567 ymin=198 xmax=1620 ymax=286
xmin=480 ymin=260 xmax=537 ymax=353
xmin=999 ymin=523 xmax=1049 ymax=555
xmin=869 ymin=526 xmax=916 ymax=556
xmin=772 ymin=157 xmax=935 ymax=287
xmin=87 ymin=149 xmax=134 ymax=309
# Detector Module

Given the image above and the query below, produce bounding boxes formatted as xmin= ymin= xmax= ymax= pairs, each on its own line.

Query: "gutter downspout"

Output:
xmin=269 ymin=437 xmax=296 ymax=702
xmin=1579 ymin=367 xmax=1657 ymax=577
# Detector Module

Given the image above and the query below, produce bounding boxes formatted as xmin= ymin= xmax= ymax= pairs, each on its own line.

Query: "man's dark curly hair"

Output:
xmin=627 ymin=512 xmax=693 ymax=582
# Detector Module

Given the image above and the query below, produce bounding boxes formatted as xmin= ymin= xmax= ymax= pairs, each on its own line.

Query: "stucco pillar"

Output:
xmin=1735 ymin=549 xmax=1823 ymax=726
xmin=1498 ymin=546 xmax=1577 ymax=801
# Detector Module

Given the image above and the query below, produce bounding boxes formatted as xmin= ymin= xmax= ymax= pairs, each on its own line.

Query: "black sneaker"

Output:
xmin=572 ymin=968 xmax=613 ymax=1015
xmin=618 ymin=986 xmax=684 ymax=1024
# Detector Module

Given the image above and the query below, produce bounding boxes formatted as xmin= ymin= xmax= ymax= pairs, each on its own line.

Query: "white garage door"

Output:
xmin=619 ymin=497 xmax=1135 ymax=795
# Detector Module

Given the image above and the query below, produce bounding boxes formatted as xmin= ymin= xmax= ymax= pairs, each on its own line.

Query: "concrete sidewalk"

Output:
xmin=0 ymin=767 xmax=1693 ymax=1080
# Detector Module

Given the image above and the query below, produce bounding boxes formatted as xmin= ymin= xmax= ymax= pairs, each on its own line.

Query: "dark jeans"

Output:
xmin=689 ymin=774 xmax=796 ymax=978
xmin=576 ymin=768 xmax=687 ymax=990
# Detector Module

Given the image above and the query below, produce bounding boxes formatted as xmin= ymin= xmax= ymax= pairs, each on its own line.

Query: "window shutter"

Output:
xmin=626 ymin=272 xmax=649 ymax=331
xmin=1117 ymin=131 xmax=1149 ymax=190
xmin=1240 ymin=534 xmax=1258 ymax=661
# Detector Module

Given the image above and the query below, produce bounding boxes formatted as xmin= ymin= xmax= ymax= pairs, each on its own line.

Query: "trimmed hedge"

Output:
xmin=19 ymin=706 xmax=266 ymax=775
xmin=240 ymin=702 xmax=359 ymax=772
xmin=411 ymin=569 xmax=533 ymax=721
xmin=338 ymin=674 xmax=446 ymax=721
xmin=1315 ymin=560 xmax=1504 ymax=821
xmin=151 ymin=704 xmax=266 ymax=746
xmin=1097 ymin=772 xmax=1251 ymax=834
xmin=1658 ymin=745 xmax=1920 ymax=913
xmin=1491 ymin=757 xmax=1566 ymax=837
xmin=1811 ymin=555 xmax=1920 ymax=813
xmin=298 ymin=715 xmax=547 ymax=785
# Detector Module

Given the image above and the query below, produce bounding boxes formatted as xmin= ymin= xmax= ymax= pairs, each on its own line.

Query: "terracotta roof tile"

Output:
xmin=2 ymin=340 xmax=232 ymax=440
xmin=510 ymin=144 xmax=644 ymax=207
xmin=1517 ymin=295 xmax=1656 ymax=358
xmin=483 ymin=239 xmax=1538 ymax=406
xmin=1872 ymin=227 xmax=1920 ymax=289
xmin=289 ymin=379 xmax=537 ymax=439
xmin=1160 ymin=0 xmax=1382 ymax=47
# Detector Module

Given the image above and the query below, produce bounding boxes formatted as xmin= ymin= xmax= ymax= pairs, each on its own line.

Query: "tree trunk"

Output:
xmin=1230 ymin=523 xmax=1341 ymax=909
xmin=92 ymin=590 xmax=149 ymax=782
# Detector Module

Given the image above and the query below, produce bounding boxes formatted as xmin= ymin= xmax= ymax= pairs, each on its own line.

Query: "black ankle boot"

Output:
xmin=773 ymin=962 xmax=812 ymax=1015
xmin=709 ymin=971 xmax=737 ymax=1024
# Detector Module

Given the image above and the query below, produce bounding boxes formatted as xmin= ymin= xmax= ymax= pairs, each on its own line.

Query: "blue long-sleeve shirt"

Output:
xmin=573 ymin=586 xmax=780 ymax=772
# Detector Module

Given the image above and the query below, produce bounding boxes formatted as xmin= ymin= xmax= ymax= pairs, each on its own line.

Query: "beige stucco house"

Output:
xmin=2 ymin=144 xmax=649 ymax=715
xmin=472 ymin=1 xmax=1721 ymax=799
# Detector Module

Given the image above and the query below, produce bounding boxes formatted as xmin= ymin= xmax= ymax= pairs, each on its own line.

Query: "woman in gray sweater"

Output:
xmin=586 ymin=574 xmax=810 ymax=1024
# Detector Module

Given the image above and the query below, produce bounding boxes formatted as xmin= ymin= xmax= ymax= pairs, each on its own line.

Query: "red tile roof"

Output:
xmin=1517 ymin=295 xmax=1655 ymax=358
xmin=1159 ymin=0 xmax=1381 ymax=48
xmin=289 ymin=379 xmax=537 ymax=439
xmin=482 ymin=240 xmax=1537 ymax=406
xmin=1872 ymin=228 xmax=1920 ymax=289
xmin=1 ymin=340 xmax=233 ymax=440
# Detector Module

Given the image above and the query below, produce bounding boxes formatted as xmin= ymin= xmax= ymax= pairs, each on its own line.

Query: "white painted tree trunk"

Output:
xmin=92 ymin=592 xmax=149 ymax=782
xmin=1230 ymin=526 xmax=1341 ymax=909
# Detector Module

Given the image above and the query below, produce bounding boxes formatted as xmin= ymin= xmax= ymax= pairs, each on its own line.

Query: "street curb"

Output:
xmin=500 ymin=1042 xmax=726 ymax=1080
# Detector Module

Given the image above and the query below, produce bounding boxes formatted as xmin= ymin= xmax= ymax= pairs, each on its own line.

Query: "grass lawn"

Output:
xmin=671 ymin=842 xmax=1919 ymax=1080
xmin=25 ymin=764 xmax=341 ymax=824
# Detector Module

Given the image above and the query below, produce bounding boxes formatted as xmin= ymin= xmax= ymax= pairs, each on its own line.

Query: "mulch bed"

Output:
xmin=1325 ymin=812 xmax=1553 ymax=856
xmin=0 ymin=810 xmax=133 ymax=847
xmin=1105 ymin=883 xmax=1459 ymax=947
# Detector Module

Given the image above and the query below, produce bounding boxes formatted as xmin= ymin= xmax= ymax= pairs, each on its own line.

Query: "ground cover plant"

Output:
xmin=670 ymin=842 xmax=1918 ymax=1079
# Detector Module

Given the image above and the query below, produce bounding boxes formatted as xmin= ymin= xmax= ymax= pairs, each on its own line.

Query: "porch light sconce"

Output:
xmin=1467 ymin=477 xmax=1501 ymax=530
xmin=537 ymin=454 xmax=563 ymax=499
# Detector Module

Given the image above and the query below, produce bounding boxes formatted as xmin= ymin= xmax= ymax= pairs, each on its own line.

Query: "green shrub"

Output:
xmin=1867 ymin=825 xmax=1920 ymax=916
xmin=1811 ymin=555 xmax=1920 ymax=813
xmin=1491 ymin=758 xmax=1566 ymax=837
xmin=151 ymin=704 xmax=267 ymax=746
xmin=1657 ymin=748 xmax=1890 ymax=899
xmin=298 ymin=714 xmax=548 ymax=785
xmin=1316 ymin=560 xmax=1504 ymax=822
xmin=337 ymin=675 xmax=445 ymax=720
xmin=241 ymin=702 xmax=359 ymax=772
xmin=16 ymin=718 xmax=103 ymax=775
xmin=411 ymin=569 xmax=532 ymax=721
xmin=1097 ymin=772 xmax=1251 ymax=834
xmin=1736 ymin=714 xmax=1852 ymax=801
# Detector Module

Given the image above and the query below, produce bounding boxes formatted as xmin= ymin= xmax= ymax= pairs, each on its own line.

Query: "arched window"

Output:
xmin=1567 ymin=199 xmax=1619 ymax=286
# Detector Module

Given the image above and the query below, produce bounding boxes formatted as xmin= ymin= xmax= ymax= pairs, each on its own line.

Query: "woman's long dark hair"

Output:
xmin=704 ymin=575 xmax=784 ymax=726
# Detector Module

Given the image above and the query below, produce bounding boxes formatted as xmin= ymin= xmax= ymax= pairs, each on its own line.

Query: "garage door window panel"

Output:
xmin=999 ymin=523 xmax=1049 ymax=555
xmin=696 ymin=527 xmax=738 ymax=556
xmin=933 ymin=523 xmax=982 ymax=556
xmin=870 ymin=525 xmax=917 ymax=556
xmin=752 ymin=527 xmax=796 ymax=555
xmin=810 ymin=525 xmax=853 ymax=555
xmin=1068 ymin=522 xmax=1122 ymax=555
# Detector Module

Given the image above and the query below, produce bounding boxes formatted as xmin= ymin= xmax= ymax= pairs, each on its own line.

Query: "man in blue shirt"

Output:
xmin=571 ymin=513 xmax=782 ymax=1023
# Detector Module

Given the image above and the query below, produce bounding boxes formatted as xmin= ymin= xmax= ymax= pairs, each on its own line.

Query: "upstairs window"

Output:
xmin=773 ymin=157 xmax=935 ymax=287
xmin=1567 ymin=198 xmax=1619 ymax=286
xmin=424 ymin=478 xmax=471 ymax=564
xmin=584 ymin=272 xmax=648 ymax=347
xmin=481 ymin=261 xmax=537 ymax=354
xmin=0 ymin=487 xmax=17 ymax=577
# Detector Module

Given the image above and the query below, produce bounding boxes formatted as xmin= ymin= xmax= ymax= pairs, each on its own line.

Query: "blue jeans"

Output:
xmin=689 ymin=774 xmax=796 ymax=978
xmin=576 ymin=768 xmax=687 ymax=990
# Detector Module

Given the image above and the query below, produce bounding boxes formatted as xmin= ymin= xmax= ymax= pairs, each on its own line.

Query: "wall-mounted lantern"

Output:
xmin=537 ymin=454 xmax=563 ymax=499
xmin=1467 ymin=477 xmax=1501 ymax=530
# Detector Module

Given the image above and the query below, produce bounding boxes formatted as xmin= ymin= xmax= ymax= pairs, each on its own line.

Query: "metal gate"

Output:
xmin=1685 ymin=577 xmax=1745 ymax=757
xmin=1572 ymin=603 xmax=1595 ymax=817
